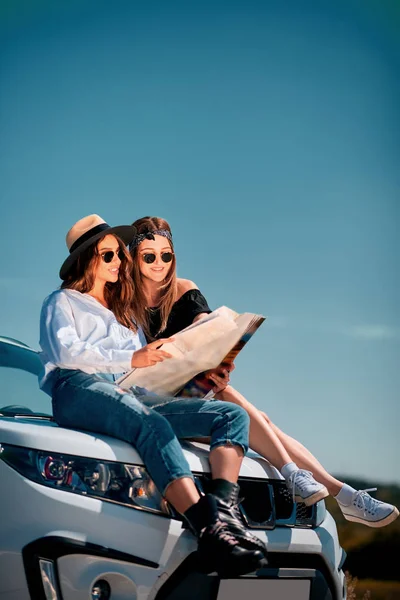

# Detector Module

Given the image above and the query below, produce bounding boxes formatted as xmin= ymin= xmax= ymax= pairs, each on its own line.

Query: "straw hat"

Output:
xmin=59 ymin=214 xmax=136 ymax=280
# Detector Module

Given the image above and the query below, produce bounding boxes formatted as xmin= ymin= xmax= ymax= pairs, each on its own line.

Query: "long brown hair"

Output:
xmin=61 ymin=235 xmax=139 ymax=331
xmin=130 ymin=216 xmax=177 ymax=339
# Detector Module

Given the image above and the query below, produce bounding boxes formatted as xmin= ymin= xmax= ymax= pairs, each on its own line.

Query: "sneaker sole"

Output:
xmin=294 ymin=486 xmax=329 ymax=506
xmin=342 ymin=506 xmax=399 ymax=528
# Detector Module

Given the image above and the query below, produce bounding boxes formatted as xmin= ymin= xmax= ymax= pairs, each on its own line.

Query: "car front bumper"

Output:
xmin=0 ymin=460 xmax=345 ymax=600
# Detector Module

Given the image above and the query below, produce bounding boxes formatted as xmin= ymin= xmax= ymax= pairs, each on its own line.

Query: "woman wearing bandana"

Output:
xmin=129 ymin=215 xmax=398 ymax=529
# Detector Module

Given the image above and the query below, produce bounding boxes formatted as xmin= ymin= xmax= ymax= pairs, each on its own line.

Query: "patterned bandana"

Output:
xmin=129 ymin=229 xmax=173 ymax=251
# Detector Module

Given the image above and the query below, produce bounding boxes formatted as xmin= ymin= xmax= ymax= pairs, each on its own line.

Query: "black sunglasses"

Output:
xmin=100 ymin=249 xmax=125 ymax=263
xmin=142 ymin=252 xmax=173 ymax=264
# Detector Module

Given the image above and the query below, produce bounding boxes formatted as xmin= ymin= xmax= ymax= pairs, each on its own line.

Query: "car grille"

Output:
xmin=195 ymin=475 xmax=316 ymax=529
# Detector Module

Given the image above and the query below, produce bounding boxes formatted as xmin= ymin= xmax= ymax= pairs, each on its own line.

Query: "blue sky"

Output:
xmin=1 ymin=0 xmax=399 ymax=483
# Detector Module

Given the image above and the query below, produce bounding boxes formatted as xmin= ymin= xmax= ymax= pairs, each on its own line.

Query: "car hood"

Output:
xmin=0 ymin=417 xmax=282 ymax=480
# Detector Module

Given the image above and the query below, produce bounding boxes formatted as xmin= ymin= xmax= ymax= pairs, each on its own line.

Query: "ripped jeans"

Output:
xmin=51 ymin=369 xmax=250 ymax=495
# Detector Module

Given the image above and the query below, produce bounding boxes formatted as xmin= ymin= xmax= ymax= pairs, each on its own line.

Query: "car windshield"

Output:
xmin=0 ymin=338 xmax=52 ymax=417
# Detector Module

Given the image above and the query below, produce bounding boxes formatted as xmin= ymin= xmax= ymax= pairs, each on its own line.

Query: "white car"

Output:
xmin=0 ymin=336 xmax=346 ymax=600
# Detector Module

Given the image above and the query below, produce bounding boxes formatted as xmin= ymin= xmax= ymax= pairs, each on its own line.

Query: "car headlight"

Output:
xmin=0 ymin=443 xmax=173 ymax=517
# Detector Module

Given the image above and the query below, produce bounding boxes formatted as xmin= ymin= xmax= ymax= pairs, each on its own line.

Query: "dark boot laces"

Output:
xmin=204 ymin=519 xmax=240 ymax=547
xmin=223 ymin=485 xmax=245 ymax=518
xmin=231 ymin=496 xmax=245 ymax=519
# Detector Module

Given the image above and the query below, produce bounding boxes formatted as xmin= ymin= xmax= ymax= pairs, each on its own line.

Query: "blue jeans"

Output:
xmin=51 ymin=369 xmax=250 ymax=495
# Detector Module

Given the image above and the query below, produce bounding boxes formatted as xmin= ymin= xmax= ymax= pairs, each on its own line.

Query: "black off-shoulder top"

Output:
xmin=148 ymin=289 xmax=212 ymax=340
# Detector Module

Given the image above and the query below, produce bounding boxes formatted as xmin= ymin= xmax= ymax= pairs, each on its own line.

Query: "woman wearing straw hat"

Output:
xmin=38 ymin=213 xmax=267 ymax=577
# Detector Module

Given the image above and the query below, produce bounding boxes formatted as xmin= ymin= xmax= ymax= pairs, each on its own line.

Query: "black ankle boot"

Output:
xmin=209 ymin=481 xmax=268 ymax=560
xmin=184 ymin=494 xmax=266 ymax=576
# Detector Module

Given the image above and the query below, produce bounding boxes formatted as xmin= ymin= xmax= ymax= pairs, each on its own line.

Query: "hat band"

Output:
xmin=69 ymin=223 xmax=111 ymax=254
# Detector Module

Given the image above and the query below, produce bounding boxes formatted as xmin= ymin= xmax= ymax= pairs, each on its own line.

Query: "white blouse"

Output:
xmin=39 ymin=289 xmax=146 ymax=393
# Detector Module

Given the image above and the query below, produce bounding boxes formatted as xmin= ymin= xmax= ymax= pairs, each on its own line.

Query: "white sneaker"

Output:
xmin=337 ymin=488 xmax=399 ymax=528
xmin=286 ymin=469 xmax=329 ymax=506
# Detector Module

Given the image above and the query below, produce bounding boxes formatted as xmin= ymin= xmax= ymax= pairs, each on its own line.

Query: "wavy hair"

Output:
xmin=61 ymin=235 xmax=138 ymax=331
xmin=130 ymin=216 xmax=177 ymax=339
